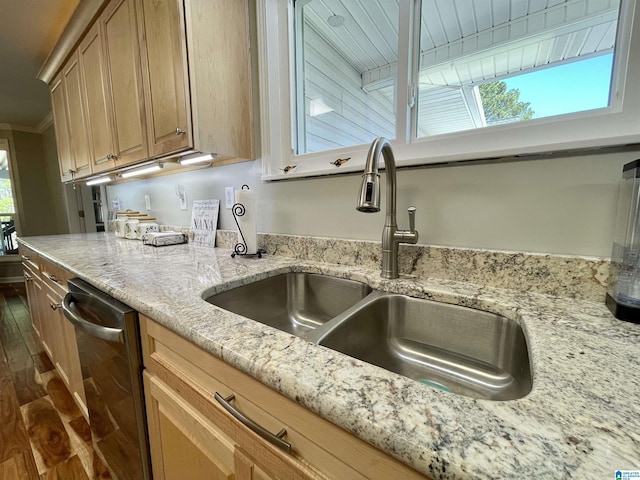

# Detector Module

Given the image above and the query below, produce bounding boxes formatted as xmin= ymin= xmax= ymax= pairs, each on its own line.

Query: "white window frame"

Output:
xmin=257 ymin=0 xmax=640 ymax=181
xmin=0 ymin=138 xmax=20 ymax=254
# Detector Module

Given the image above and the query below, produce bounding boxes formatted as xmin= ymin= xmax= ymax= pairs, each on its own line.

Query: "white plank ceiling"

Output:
xmin=302 ymin=0 xmax=620 ymax=137
xmin=305 ymin=0 xmax=619 ymax=84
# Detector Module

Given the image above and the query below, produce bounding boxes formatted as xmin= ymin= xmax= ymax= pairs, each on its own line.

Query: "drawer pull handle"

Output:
xmin=50 ymin=302 xmax=62 ymax=310
xmin=46 ymin=273 xmax=59 ymax=283
xmin=21 ymin=255 xmax=30 ymax=261
xmin=214 ymin=392 xmax=291 ymax=454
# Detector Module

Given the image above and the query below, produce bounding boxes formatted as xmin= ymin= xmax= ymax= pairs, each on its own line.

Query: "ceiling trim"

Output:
xmin=0 ymin=124 xmax=37 ymax=133
xmin=37 ymin=0 xmax=107 ymax=84
xmin=37 ymin=113 xmax=55 ymax=133
xmin=0 ymin=112 xmax=54 ymax=134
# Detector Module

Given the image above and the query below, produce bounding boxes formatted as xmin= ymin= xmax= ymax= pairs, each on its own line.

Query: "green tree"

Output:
xmin=479 ymin=81 xmax=534 ymax=124
xmin=0 ymin=179 xmax=14 ymax=213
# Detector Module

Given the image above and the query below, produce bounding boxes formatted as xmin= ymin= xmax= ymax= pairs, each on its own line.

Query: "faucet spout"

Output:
xmin=357 ymin=138 xmax=418 ymax=279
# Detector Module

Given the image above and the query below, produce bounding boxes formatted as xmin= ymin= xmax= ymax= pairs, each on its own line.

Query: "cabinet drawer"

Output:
xmin=39 ymin=257 xmax=70 ymax=297
xmin=141 ymin=316 xmax=428 ymax=480
xmin=19 ymin=244 xmax=40 ymax=272
xmin=22 ymin=262 xmax=40 ymax=283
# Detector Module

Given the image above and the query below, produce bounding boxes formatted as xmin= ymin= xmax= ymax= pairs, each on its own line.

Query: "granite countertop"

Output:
xmin=18 ymin=233 xmax=640 ymax=479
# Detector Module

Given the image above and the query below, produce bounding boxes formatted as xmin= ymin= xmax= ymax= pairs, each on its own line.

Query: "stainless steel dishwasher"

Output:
xmin=62 ymin=278 xmax=150 ymax=480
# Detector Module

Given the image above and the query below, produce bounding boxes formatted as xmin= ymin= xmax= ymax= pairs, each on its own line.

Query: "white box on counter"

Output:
xmin=142 ymin=231 xmax=188 ymax=247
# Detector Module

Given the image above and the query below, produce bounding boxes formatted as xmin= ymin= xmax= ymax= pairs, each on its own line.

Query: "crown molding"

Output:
xmin=0 ymin=113 xmax=55 ymax=135
xmin=37 ymin=113 xmax=54 ymax=133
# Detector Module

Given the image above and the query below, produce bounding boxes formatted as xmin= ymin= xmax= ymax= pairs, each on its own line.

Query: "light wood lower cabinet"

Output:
xmin=141 ymin=315 xmax=429 ymax=480
xmin=19 ymin=245 xmax=88 ymax=419
xmin=145 ymin=372 xmax=237 ymax=480
xmin=23 ymin=262 xmax=42 ymax=338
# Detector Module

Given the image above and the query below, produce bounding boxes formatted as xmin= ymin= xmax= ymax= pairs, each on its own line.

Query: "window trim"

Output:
xmin=257 ymin=0 xmax=640 ymax=181
xmin=0 ymin=138 xmax=21 ymax=254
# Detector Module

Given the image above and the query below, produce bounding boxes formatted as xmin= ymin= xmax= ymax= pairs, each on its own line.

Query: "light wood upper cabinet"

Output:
xmin=137 ymin=0 xmax=192 ymax=157
xmin=78 ymin=0 xmax=149 ymax=174
xmin=45 ymin=0 xmax=255 ymax=182
xmin=62 ymin=53 xmax=93 ymax=179
xmin=50 ymin=75 xmax=75 ymax=182
xmin=50 ymin=53 xmax=93 ymax=182
xmin=185 ymin=0 xmax=254 ymax=160
xmin=78 ymin=22 xmax=116 ymax=174
xmin=138 ymin=0 xmax=255 ymax=160
xmin=101 ymin=0 xmax=149 ymax=167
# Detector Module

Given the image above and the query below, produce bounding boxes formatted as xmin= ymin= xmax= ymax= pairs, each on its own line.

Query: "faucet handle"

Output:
xmin=407 ymin=206 xmax=416 ymax=232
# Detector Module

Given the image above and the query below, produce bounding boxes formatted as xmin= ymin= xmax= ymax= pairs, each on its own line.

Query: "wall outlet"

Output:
xmin=176 ymin=185 xmax=187 ymax=210
xmin=144 ymin=194 xmax=151 ymax=211
xmin=225 ymin=187 xmax=234 ymax=209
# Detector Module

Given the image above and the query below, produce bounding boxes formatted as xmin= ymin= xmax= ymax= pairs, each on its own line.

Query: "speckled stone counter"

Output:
xmin=18 ymin=233 xmax=640 ymax=479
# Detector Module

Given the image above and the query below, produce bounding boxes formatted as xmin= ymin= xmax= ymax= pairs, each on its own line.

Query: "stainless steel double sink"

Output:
xmin=205 ymin=273 xmax=532 ymax=401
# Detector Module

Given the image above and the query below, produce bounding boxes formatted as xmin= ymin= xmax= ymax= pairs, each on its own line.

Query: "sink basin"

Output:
xmin=207 ymin=273 xmax=531 ymax=401
xmin=205 ymin=273 xmax=372 ymax=337
xmin=316 ymin=293 xmax=532 ymax=400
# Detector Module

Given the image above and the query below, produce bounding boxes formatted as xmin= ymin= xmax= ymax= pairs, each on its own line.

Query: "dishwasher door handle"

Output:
xmin=62 ymin=292 xmax=125 ymax=344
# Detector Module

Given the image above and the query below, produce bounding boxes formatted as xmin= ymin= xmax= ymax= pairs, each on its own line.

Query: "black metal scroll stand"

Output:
xmin=231 ymin=194 xmax=265 ymax=259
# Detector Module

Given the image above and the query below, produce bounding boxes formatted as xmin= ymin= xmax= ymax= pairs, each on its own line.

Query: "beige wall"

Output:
xmin=41 ymin=125 xmax=72 ymax=234
xmin=107 ymin=146 xmax=635 ymax=258
xmin=3 ymin=129 xmax=69 ymax=237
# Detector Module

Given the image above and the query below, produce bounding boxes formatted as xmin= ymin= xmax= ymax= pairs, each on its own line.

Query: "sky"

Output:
xmin=502 ymin=53 xmax=614 ymax=119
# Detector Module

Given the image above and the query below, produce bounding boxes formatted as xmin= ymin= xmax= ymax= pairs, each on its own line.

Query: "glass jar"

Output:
xmin=135 ymin=218 xmax=158 ymax=240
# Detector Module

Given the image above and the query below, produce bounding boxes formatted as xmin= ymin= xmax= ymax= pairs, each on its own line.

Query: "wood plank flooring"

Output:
xmin=0 ymin=284 xmax=111 ymax=480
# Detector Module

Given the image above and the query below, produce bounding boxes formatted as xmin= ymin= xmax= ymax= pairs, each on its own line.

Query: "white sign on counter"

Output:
xmin=191 ymin=199 xmax=219 ymax=247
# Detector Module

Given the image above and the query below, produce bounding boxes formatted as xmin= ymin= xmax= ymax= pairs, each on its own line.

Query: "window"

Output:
xmin=294 ymin=0 xmax=399 ymax=154
xmin=415 ymin=0 xmax=619 ymax=136
xmin=0 ymin=140 xmax=17 ymax=254
xmin=257 ymin=0 xmax=640 ymax=180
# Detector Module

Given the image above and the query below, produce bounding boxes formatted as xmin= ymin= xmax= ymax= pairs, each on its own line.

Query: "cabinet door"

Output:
xmin=234 ymin=448 xmax=274 ymax=480
xmin=78 ymin=22 xmax=117 ymax=174
xmin=102 ymin=0 xmax=149 ymax=167
xmin=41 ymin=286 xmax=88 ymax=416
xmin=62 ymin=53 xmax=93 ymax=179
xmin=144 ymin=372 xmax=235 ymax=480
xmin=138 ymin=0 xmax=191 ymax=157
xmin=50 ymin=74 xmax=75 ymax=182
xmin=185 ymin=0 xmax=254 ymax=159
xmin=42 ymin=289 xmax=67 ymax=378
xmin=24 ymin=272 xmax=42 ymax=338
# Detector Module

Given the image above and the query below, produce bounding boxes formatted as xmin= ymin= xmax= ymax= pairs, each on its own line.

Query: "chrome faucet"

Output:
xmin=357 ymin=137 xmax=419 ymax=279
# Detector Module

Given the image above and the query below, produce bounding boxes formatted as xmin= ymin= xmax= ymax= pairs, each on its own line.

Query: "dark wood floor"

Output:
xmin=0 ymin=283 xmax=111 ymax=479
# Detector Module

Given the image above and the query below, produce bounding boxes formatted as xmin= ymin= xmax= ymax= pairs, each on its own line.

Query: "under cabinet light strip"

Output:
xmin=179 ymin=153 xmax=214 ymax=165
xmin=86 ymin=176 xmax=113 ymax=186
xmin=120 ymin=164 xmax=163 ymax=178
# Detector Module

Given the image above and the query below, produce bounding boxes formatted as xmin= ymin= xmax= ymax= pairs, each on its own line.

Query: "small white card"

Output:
xmin=191 ymin=199 xmax=219 ymax=247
